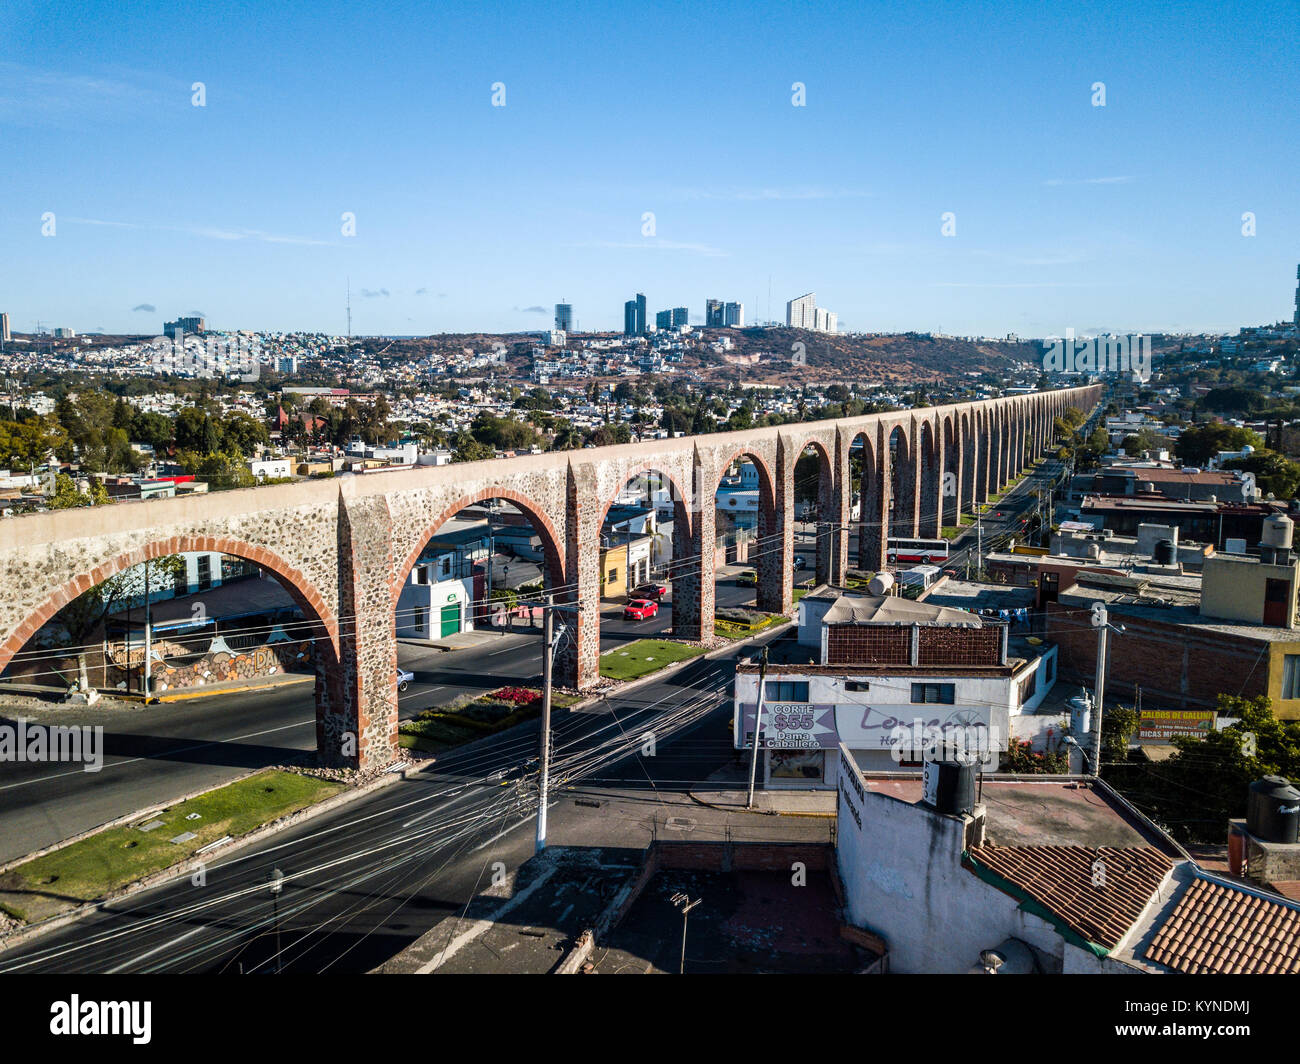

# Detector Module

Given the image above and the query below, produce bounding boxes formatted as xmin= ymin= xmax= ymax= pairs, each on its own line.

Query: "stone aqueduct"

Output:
xmin=0 ymin=385 xmax=1101 ymax=769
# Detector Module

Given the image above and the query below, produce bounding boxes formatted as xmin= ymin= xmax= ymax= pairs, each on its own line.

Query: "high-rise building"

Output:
xmin=786 ymin=293 xmax=816 ymax=329
xmin=655 ymin=309 xmax=672 ymax=331
xmin=164 ymin=316 xmax=205 ymax=338
xmin=0 ymin=313 xmax=9 ymax=343
xmin=671 ymin=306 xmax=688 ymax=328
xmin=724 ymin=302 xmax=744 ymax=327
xmin=624 ymin=293 xmax=647 ymax=336
xmin=54 ymin=327 xmax=76 ymax=338
xmin=788 ymin=293 xmax=836 ymax=333
xmin=706 ymin=299 xmax=725 ymax=328
xmin=555 ymin=303 xmax=573 ymax=332
xmin=1294 ymin=265 xmax=1299 ymax=328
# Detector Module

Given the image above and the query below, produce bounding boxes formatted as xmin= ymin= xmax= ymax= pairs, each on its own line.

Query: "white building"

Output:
xmin=733 ymin=590 xmax=1058 ymax=790
xmin=786 ymin=292 xmax=817 ymax=329
xmin=250 ymin=458 xmax=292 ymax=481
xmin=395 ymin=533 xmax=483 ymax=639
xmin=786 ymin=293 xmax=837 ymax=333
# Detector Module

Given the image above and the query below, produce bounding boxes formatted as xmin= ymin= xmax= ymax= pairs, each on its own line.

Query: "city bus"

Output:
xmin=886 ymin=537 xmax=950 ymax=565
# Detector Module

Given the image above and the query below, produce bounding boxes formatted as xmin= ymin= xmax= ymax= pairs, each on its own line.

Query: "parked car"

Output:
xmin=624 ymin=598 xmax=659 ymax=621
xmin=737 ymin=570 xmax=757 ymax=586
xmin=632 ymin=581 xmax=669 ymax=601
xmin=793 ymin=555 xmax=807 ymax=571
xmin=396 ymin=668 xmax=414 ymax=692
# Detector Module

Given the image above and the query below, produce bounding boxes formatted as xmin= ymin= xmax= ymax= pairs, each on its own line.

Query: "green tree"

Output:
xmin=175 ymin=448 xmax=256 ymax=489
xmin=1224 ymin=450 xmax=1300 ymax=501
xmin=453 ymin=434 xmax=495 ymax=463
xmin=1175 ymin=424 xmax=1263 ymax=466
xmin=218 ymin=412 xmax=270 ymax=457
xmin=49 ymin=473 xmax=110 ymax=508
xmin=46 ymin=554 xmax=184 ymax=690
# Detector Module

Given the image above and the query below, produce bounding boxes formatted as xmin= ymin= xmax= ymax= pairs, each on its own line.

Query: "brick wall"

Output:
xmin=1045 ymin=601 xmax=1268 ymax=705
xmin=918 ymin=626 xmax=1001 ymax=666
xmin=828 ymin=625 xmax=911 ymax=665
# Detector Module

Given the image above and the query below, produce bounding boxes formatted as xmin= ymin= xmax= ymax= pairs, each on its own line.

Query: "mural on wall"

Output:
xmin=105 ymin=631 xmax=315 ymax=692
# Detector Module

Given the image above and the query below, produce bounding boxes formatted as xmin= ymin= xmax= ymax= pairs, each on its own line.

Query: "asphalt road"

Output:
xmin=0 ymin=628 xmax=788 ymax=974
xmin=0 ymin=458 xmax=1059 ymax=864
xmin=0 ymin=579 xmax=758 ymax=863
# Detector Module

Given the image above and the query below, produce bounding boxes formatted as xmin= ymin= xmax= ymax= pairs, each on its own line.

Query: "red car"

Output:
xmin=632 ymin=581 xmax=669 ymax=601
xmin=624 ymin=598 xmax=659 ymax=621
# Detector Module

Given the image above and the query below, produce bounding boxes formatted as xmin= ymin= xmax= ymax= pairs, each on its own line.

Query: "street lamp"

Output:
xmin=267 ymin=867 xmax=284 ymax=974
xmin=670 ymin=891 xmax=702 ymax=974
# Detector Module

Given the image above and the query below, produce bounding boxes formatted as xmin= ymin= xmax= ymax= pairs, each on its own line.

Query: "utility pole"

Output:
xmin=536 ymin=592 xmax=555 ymax=853
xmin=976 ymin=503 xmax=984 ymax=579
xmin=1092 ymin=612 xmax=1108 ymax=779
xmin=267 ymin=867 xmax=284 ymax=974
xmin=671 ymin=892 xmax=701 ymax=974
xmin=143 ymin=561 xmax=153 ymax=702
xmin=746 ymin=646 xmax=770 ymax=809
xmin=485 ymin=500 xmax=496 ymax=632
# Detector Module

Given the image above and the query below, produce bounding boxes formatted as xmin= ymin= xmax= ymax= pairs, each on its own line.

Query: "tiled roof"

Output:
xmin=968 ymin=845 xmax=1172 ymax=949
xmin=1144 ymin=877 xmax=1300 ymax=974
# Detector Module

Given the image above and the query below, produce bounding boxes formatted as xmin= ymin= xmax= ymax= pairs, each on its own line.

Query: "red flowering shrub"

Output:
xmin=490 ymin=686 xmax=541 ymax=707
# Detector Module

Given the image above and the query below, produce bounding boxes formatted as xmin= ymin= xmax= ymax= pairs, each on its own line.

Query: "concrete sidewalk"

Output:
xmin=688 ymin=787 xmax=836 ymax=817
xmin=402 ymin=628 xmax=538 ymax=652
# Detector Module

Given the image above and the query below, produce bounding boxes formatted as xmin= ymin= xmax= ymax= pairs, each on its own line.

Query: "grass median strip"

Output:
xmin=0 ymin=769 xmax=342 ymax=926
xmin=714 ymin=613 xmax=785 ymax=641
xmin=599 ymin=639 xmax=709 ymax=681
xmin=399 ymin=685 xmax=579 ymax=754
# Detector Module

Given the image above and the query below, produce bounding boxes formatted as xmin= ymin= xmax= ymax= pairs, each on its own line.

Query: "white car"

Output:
xmin=396 ymin=668 xmax=414 ymax=692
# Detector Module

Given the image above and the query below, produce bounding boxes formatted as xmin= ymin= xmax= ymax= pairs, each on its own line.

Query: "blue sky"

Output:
xmin=2 ymin=0 xmax=1297 ymax=338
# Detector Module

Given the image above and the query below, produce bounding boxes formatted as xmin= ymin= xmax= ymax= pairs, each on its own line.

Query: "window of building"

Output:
xmin=440 ymin=557 xmax=451 ymax=578
xmin=413 ymin=606 xmax=427 ymax=633
xmin=608 ymin=567 xmax=618 ymax=585
xmin=911 ymin=682 xmax=955 ymax=704
xmin=196 ymin=554 xmax=212 ymax=592
xmin=416 ymin=566 xmax=429 ymax=585
xmin=846 ymin=680 xmax=870 ymax=693
xmin=764 ymin=681 xmax=809 ymax=702
xmin=1283 ymin=655 xmax=1300 ymax=700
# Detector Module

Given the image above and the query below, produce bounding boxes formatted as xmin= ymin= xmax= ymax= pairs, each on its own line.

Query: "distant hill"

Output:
xmin=697 ymin=328 xmax=1042 ymax=385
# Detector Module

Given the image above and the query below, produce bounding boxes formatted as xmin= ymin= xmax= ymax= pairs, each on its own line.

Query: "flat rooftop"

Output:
xmin=590 ymin=868 xmax=860 ymax=974
xmin=862 ymin=777 xmax=1176 ymax=852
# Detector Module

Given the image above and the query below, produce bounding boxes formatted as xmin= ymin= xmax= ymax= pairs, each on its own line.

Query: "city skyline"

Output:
xmin=3 ymin=0 xmax=1298 ymax=338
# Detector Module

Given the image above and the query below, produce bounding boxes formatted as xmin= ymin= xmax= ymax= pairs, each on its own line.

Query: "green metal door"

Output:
xmin=440 ymin=602 xmax=460 ymax=637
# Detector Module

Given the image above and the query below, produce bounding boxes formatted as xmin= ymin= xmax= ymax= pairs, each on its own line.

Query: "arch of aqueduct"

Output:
xmin=0 ymin=385 xmax=1102 ymax=769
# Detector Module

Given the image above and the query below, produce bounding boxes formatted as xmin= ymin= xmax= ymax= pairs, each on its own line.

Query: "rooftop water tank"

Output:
xmin=1262 ymin=514 xmax=1294 ymax=551
xmin=1247 ymin=776 xmax=1300 ymax=844
xmin=922 ymin=759 xmax=976 ymax=815
xmin=868 ymin=572 xmax=894 ymax=596
xmin=1154 ymin=539 xmax=1176 ymax=565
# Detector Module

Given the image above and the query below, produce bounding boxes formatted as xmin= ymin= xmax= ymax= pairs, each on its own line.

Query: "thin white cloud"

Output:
xmin=576 ymin=239 xmax=728 ymax=258
xmin=0 ymin=62 xmax=168 ymax=124
xmin=65 ymin=216 xmax=332 ymax=246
